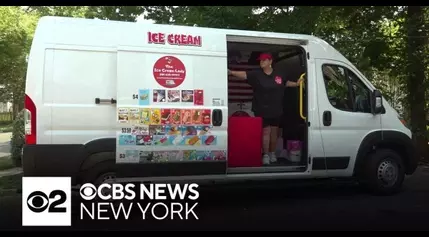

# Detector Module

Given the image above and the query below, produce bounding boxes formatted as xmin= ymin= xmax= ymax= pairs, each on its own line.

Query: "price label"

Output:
xmin=121 ymin=128 xmax=132 ymax=133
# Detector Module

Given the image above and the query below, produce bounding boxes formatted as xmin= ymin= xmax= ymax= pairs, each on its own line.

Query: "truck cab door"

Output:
xmin=315 ymin=59 xmax=382 ymax=177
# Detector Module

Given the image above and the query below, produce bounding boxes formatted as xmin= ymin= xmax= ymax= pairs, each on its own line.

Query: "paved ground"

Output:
xmin=0 ymin=132 xmax=19 ymax=177
xmin=1 ymin=166 xmax=429 ymax=231
xmin=0 ymin=168 xmax=22 ymax=178
xmin=0 ymin=132 xmax=11 ymax=158
xmin=0 ymin=132 xmax=11 ymax=143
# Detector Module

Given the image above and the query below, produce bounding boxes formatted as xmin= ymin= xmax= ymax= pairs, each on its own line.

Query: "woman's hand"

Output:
xmin=286 ymin=74 xmax=305 ymax=87
xmin=297 ymin=73 xmax=306 ymax=85
xmin=228 ymin=69 xmax=247 ymax=80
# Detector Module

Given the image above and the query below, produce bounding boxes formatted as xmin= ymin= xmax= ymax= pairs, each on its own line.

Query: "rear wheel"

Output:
xmin=361 ymin=149 xmax=405 ymax=195
xmin=80 ymin=154 xmax=117 ymax=200
xmin=93 ymin=171 xmax=117 ymax=186
xmin=82 ymin=159 xmax=117 ymax=185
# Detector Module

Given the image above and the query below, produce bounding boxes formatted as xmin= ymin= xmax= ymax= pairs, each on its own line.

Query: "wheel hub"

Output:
xmin=377 ymin=159 xmax=398 ymax=187
xmin=102 ymin=175 xmax=116 ymax=183
xmin=99 ymin=174 xmax=117 ymax=197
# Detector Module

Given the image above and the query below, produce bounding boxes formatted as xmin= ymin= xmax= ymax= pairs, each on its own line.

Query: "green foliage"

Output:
xmin=26 ymin=6 xmax=89 ymax=18
xmin=0 ymin=6 xmax=38 ymax=117
xmin=0 ymin=123 xmax=13 ymax=133
xmin=10 ymin=111 xmax=24 ymax=167
xmin=26 ymin=6 xmax=144 ymax=22
xmin=0 ymin=173 xmax=22 ymax=191
xmin=0 ymin=112 xmax=13 ymax=124
xmin=0 ymin=157 xmax=14 ymax=171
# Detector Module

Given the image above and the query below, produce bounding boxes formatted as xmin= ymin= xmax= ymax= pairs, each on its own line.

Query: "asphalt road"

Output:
xmin=0 ymin=132 xmax=11 ymax=158
xmin=1 ymin=166 xmax=429 ymax=231
xmin=0 ymin=142 xmax=10 ymax=158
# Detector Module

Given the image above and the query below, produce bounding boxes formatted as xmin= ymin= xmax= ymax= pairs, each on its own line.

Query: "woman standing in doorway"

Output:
xmin=228 ymin=53 xmax=303 ymax=165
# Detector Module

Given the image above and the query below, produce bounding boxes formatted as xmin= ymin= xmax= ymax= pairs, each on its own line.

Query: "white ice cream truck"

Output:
xmin=22 ymin=16 xmax=417 ymax=195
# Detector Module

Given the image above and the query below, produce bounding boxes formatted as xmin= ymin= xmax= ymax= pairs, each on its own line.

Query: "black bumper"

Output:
xmin=406 ymin=136 xmax=419 ymax=175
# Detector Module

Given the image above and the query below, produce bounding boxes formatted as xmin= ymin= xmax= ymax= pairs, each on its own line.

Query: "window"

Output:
xmin=348 ymin=70 xmax=371 ymax=113
xmin=322 ymin=65 xmax=353 ymax=111
xmin=322 ymin=64 xmax=371 ymax=113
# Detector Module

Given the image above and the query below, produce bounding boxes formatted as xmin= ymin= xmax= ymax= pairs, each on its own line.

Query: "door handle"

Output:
xmin=212 ymin=109 xmax=223 ymax=126
xmin=95 ymin=98 xmax=117 ymax=104
xmin=323 ymin=111 xmax=332 ymax=126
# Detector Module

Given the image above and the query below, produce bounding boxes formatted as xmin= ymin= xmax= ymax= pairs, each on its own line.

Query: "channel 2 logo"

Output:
xmin=22 ymin=177 xmax=72 ymax=226
xmin=27 ymin=190 xmax=67 ymax=213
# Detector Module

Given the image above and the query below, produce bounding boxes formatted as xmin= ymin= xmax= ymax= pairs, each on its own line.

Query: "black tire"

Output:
xmin=81 ymin=159 xmax=117 ymax=185
xmin=360 ymin=149 xmax=405 ymax=196
xmin=79 ymin=155 xmax=117 ymax=202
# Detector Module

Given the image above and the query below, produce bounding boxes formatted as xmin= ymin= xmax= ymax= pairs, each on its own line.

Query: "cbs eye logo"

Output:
xmin=26 ymin=190 xmax=67 ymax=213
xmin=79 ymin=183 xmax=98 ymax=200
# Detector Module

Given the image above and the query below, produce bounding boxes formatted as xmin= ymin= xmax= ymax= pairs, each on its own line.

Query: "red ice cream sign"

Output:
xmin=153 ymin=56 xmax=186 ymax=88
xmin=148 ymin=32 xmax=202 ymax=47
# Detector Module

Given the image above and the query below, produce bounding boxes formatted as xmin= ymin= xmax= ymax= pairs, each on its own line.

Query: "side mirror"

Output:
xmin=371 ymin=90 xmax=383 ymax=115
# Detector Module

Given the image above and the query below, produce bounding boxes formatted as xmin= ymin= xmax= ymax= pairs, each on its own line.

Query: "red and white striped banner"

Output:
xmin=228 ymin=64 xmax=258 ymax=103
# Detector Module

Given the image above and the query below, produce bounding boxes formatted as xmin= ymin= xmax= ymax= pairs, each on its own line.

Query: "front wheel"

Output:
xmin=361 ymin=149 xmax=405 ymax=196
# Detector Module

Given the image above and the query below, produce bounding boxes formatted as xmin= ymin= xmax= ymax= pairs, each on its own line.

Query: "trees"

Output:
xmin=405 ymin=6 xmax=428 ymax=160
xmin=0 ymin=7 xmax=38 ymax=117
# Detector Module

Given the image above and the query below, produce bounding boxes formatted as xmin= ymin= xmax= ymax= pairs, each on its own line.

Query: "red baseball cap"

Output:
xmin=257 ymin=53 xmax=273 ymax=61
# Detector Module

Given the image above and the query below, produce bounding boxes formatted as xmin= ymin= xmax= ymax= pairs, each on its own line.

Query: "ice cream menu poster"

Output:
xmin=115 ymin=54 xmax=226 ymax=163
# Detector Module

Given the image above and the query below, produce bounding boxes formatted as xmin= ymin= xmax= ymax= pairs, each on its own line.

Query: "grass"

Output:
xmin=0 ymin=156 xmax=14 ymax=171
xmin=0 ymin=122 xmax=13 ymax=133
xmin=0 ymin=173 xmax=22 ymax=191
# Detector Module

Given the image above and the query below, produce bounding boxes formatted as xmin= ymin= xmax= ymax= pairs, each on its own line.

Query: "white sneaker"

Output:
xmin=262 ymin=154 xmax=270 ymax=165
xmin=269 ymin=152 xmax=277 ymax=163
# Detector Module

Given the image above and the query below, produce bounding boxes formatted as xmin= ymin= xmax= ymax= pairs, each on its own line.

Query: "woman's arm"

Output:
xmin=228 ymin=69 xmax=247 ymax=80
xmin=286 ymin=75 xmax=304 ymax=87
xmin=286 ymin=81 xmax=300 ymax=87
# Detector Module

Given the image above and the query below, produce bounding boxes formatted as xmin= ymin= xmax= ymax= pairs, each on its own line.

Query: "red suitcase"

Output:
xmin=228 ymin=117 xmax=262 ymax=167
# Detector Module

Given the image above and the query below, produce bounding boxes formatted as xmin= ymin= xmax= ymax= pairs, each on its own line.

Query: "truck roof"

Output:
xmin=37 ymin=15 xmax=320 ymax=40
xmin=31 ymin=16 xmax=352 ymax=65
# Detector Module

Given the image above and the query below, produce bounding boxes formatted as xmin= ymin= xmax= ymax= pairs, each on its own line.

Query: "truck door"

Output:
xmin=315 ymin=59 xmax=382 ymax=176
xmin=115 ymin=30 xmax=228 ymax=178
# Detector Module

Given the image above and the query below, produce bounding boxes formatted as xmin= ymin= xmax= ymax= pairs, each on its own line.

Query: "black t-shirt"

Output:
xmin=246 ymin=69 xmax=288 ymax=118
